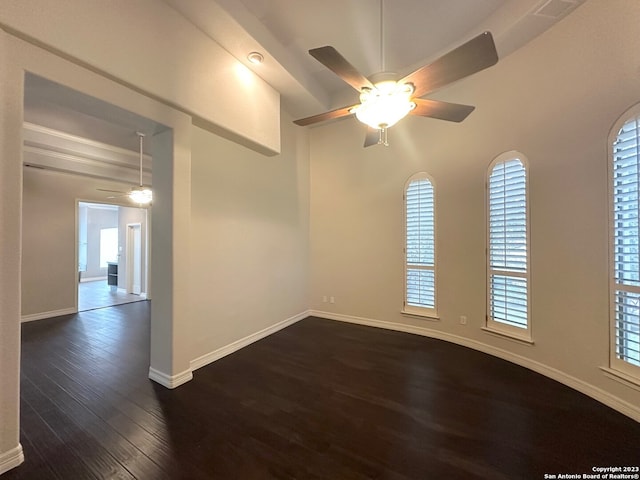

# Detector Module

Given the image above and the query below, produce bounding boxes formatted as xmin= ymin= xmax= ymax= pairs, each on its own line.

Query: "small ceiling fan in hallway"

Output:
xmin=98 ymin=132 xmax=153 ymax=205
xmin=293 ymin=1 xmax=499 ymax=147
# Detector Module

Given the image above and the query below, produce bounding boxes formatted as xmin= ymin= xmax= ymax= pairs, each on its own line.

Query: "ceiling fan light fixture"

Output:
xmin=129 ymin=187 xmax=153 ymax=205
xmin=353 ymin=80 xmax=415 ymax=130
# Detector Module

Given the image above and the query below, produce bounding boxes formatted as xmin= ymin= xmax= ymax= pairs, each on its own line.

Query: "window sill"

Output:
xmin=600 ymin=367 xmax=640 ymax=392
xmin=481 ymin=326 xmax=534 ymax=345
xmin=401 ymin=310 xmax=440 ymax=321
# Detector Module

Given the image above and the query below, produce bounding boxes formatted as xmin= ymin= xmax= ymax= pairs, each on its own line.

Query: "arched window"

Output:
xmin=486 ymin=152 xmax=531 ymax=340
xmin=404 ymin=173 xmax=437 ymax=317
xmin=609 ymin=105 xmax=640 ymax=377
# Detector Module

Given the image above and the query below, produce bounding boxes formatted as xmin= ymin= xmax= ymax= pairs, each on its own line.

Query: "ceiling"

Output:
xmin=164 ymin=0 xmax=586 ymax=119
xmin=23 ymin=73 xmax=156 ymax=186
xmin=22 ymin=0 xmax=587 ymax=157
xmin=24 ymin=73 xmax=167 ymax=153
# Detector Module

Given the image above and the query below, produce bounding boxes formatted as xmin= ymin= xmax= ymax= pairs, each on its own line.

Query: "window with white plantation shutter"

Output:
xmin=610 ymin=109 xmax=640 ymax=377
xmin=486 ymin=153 xmax=531 ymax=340
xmin=404 ymin=173 xmax=437 ymax=317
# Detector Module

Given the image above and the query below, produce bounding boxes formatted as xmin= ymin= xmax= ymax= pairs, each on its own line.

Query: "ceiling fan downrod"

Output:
xmin=137 ymin=132 xmax=145 ymax=187
xmin=379 ymin=0 xmax=385 ymax=73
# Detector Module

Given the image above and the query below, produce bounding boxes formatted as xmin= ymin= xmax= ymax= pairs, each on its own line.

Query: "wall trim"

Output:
xmin=21 ymin=307 xmax=77 ymax=323
xmin=309 ymin=310 xmax=640 ymax=423
xmin=24 ymin=122 xmax=152 ymax=161
xmin=600 ymin=367 xmax=640 ymax=393
xmin=0 ymin=444 xmax=24 ymax=475
xmin=80 ymin=276 xmax=107 ymax=283
xmin=23 ymin=122 xmax=152 ymax=185
xmin=148 ymin=367 xmax=193 ymax=389
xmin=190 ymin=310 xmax=309 ymax=372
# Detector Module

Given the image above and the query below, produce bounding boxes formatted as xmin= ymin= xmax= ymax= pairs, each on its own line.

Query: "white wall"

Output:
xmin=0 ymin=28 xmax=24 ymax=474
xmin=189 ymin=111 xmax=310 ymax=365
xmin=309 ymin=0 xmax=640 ymax=418
xmin=0 ymin=0 xmax=280 ymax=154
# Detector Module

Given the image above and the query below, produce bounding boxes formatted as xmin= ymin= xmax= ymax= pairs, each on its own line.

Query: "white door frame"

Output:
xmin=126 ymin=222 xmax=142 ymax=295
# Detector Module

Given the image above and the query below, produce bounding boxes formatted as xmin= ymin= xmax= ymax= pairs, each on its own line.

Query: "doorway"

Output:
xmin=77 ymin=201 xmax=149 ymax=312
xmin=6 ymin=58 xmax=191 ymax=473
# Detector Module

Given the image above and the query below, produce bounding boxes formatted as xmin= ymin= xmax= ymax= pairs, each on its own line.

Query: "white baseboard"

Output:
xmin=116 ymin=288 xmax=147 ymax=299
xmin=309 ymin=310 xmax=640 ymax=423
xmin=190 ymin=310 xmax=309 ymax=372
xmin=21 ymin=307 xmax=77 ymax=323
xmin=0 ymin=444 xmax=24 ymax=475
xmin=148 ymin=367 xmax=193 ymax=389
xmin=149 ymin=311 xmax=308 ymax=389
xmin=80 ymin=276 xmax=107 ymax=283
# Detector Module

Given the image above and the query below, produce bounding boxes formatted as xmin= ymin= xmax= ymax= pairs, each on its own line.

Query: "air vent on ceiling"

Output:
xmin=534 ymin=0 xmax=580 ymax=18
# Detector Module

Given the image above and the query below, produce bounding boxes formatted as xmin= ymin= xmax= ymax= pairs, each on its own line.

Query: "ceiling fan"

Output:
xmin=98 ymin=132 xmax=153 ymax=204
xmin=293 ymin=4 xmax=499 ymax=147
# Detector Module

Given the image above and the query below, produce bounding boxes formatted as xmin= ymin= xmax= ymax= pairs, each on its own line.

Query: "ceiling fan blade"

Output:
xmin=309 ymin=46 xmax=375 ymax=92
xmin=400 ymin=31 xmax=498 ymax=99
xmin=294 ymin=104 xmax=358 ymax=126
xmin=411 ymin=98 xmax=475 ymax=123
xmin=364 ymin=127 xmax=380 ymax=147
xmin=97 ymin=188 xmax=127 ymax=194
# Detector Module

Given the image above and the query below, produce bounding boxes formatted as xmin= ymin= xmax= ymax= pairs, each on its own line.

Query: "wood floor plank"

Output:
xmin=4 ymin=303 xmax=640 ymax=479
xmin=22 ymin=365 xmax=171 ymax=480
xmin=20 ymin=375 xmax=135 ymax=480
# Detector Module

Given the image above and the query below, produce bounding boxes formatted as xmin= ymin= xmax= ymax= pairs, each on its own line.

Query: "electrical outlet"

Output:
xmin=322 ymin=296 xmax=327 ymax=303
xmin=330 ymin=296 xmax=335 ymax=304
xmin=460 ymin=315 xmax=467 ymax=325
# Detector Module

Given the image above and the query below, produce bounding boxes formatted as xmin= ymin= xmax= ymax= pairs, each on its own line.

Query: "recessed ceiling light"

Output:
xmin=247 ymin=52 xmax=264 ymax=65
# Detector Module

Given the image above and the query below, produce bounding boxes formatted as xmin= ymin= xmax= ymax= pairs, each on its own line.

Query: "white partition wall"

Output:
xmin=0 ymin=29 xmax=25 ymax=475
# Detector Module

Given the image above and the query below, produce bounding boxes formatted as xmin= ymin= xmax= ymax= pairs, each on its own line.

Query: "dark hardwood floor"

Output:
xmin=5 ymin=303 xmax=640 ymax=479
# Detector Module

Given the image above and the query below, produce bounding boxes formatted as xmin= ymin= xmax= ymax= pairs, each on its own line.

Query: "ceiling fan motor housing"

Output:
xmin=368 ymin=71 xmax=399 ymax=85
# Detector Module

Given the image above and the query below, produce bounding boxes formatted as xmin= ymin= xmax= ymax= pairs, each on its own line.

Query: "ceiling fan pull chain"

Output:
xmin=378 ymin=127 xmax=389 ymax=147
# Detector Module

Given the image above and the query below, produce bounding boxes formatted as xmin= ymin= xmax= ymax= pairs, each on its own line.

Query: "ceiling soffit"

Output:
xmin=164 ymin=0 xmax=586 ymax=118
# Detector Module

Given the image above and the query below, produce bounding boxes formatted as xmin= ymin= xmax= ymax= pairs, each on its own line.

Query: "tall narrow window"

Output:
xmin=610 ymin=107 xmax=640 ymax=377
xmin=404 ymin=173 xmax=437 ymax=317
xmin=99 ymin=227 xmax=118 ymax=268
xmin=487 ymin=152 xmax=530 ymax=340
